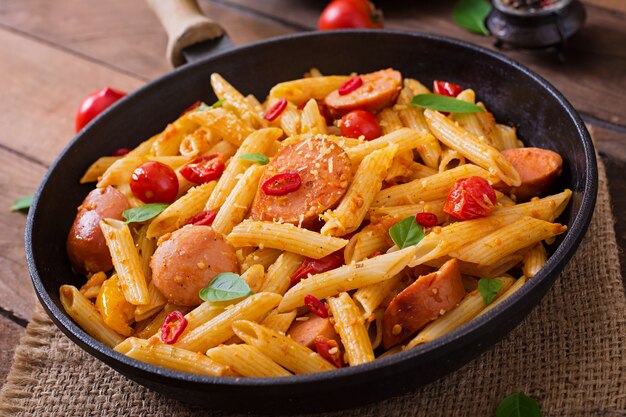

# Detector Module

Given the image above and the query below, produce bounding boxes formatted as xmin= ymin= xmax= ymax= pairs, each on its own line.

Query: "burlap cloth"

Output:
xmin=1 ymin=159 xmax=624 ymax=417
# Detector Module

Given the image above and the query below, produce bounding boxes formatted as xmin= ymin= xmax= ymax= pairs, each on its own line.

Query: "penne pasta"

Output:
xmin=522 ymin=243 xmax=547 ymax=277
xmin=328 ymin=292 xmax=375 ymax=365
xmin=261 ymin=251 xmax=305 ymax=295
xmin=269 ymin=75 xmax=350 ymax=106
xmin=206 ymin=344 xmax=291 ymax=377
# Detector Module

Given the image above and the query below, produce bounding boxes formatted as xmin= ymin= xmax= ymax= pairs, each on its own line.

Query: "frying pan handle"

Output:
xmin=146 ymin=0 xmax=225 ymax=67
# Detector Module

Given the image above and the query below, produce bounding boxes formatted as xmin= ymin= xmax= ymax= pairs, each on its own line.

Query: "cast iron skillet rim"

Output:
xmin=26 ymin=29 xmax=597 ymax=388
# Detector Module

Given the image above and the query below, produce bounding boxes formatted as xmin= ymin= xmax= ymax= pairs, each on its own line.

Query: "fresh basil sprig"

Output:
xmin=240 ymin=153 xmax=269 ymax=165
xmin=496 ymin=392 xmax=542 ymax=417
xmin=11 ymin=195 xmax=33 ymax=213
xmin=199 ymin=272 xmax=253 ymax=302
xmin=453 ymin=0 xmax=492 ymax=36
xmin=411 ymin=94 xmax=485 ymax=113
xmin=389 ymin=216 xmax=425 ymax=249
xmin=477 ymin=278 xmax=503 ymax=306
xmin=123 ymin=203 xmax=169 ymax=224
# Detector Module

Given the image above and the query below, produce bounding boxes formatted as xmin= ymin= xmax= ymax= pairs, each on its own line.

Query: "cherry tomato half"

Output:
xmin=318 ymin=0 xmax=383 ymax=30
xmin=180 ymin=154 xmax=225 ymax=184
xmin=130 ymin=161 xmax=179 ymax=204
xmin=433 ymin=81 xmax=463 ymax=98
xmin=75 ymin=87 xmax=126 ymax=132
xmin=443 ymin=176 xmax=497 ymax=221
xmin=314 ymin=336 xmax=345 ymax=368
xmin=340 ymin=109 xmax=382 ymax=141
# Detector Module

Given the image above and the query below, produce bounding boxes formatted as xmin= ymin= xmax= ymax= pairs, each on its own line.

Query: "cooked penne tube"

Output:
xmin=80 ymin=156 xmax=121 ymax=183
xmin=207 ymin=139 xmax=238 ymax=159
xmin=261 ymin=309 xmax=297 ymax=333
xmin=395 ymin=86 xmax=429 ymax=133
xmin=300 ymin=98 xmax=327 ymax=135
xmin=438 ymin=148 xmax=466 ymax=172
xmin=346 ymin=128 xmax=434 ymax=167
xmin=494 ymin=124 xmax=521 ymax=150
xmin=227 ymin=220 xmax=348 ymax=260
xmin=522 ymin=243 xmax=547 ymax=278
xmin=261 ymin=251 xmax=305 ymax=295
xmin=175 ymin=292 xmax=282 ymax=352
xmin=277 ymin=101 xmax=301 ymax=136
xmin=269 ymin=75 xmax=350 ymax=106
xmin=179 ymin=128 xmax=215 ymax=157
xmin=241 ymin=264 xmax=266 ymax=294
xmin=80 ymin=271 xmax=107 ymax=299
xmin=353 ymin=274 xmax=402 ymax=319
xmin=206 ymin=344 xmax=292 ymax=377
xmin=328 ymin=292 xmax=375 ymax=365
xmin=189 ymin=107 xmax=252 ymax=147
xmin=241 ymin=247 xmax=282 ymax=272
xmin=343 ymin=226 xmax=391 ymax=264
xmin=134 ymin=281 xmax=167 ymax=322
xmin=211 ymin=73 xmax=267 ymax=128
xmin=99 ymin=219 xmax=149 ymax=305
xmin=150 ymin=116 xmax=199 ymax=156
xmin=407 ymin=161 xmax=438 ymax=179
xmin=377 ymin=108 xmax=403 ymax=134
xmin=135 ymin=303 xmax=189 ymax=339
xmin=493 ymin=190 xmax=572 ymax=222
xmin=278 ymin=246 xmax=417 ymax=312
xmin=368 ymin=200 xmax=446 ymax=223
xmin=232 ymin=320 xmax=336 ymax=374
xmin=60 ymin=285 xmax=124 ymax=348
xmin=126 ymin=134 xmax=159 ymax=158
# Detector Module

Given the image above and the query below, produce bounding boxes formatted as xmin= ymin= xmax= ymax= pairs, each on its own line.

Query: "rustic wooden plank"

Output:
xmin=583 ymin=0 xmax=626 ymax=13
xmin=0 ymin=317 xmax=24 ymax=387
xmin=222 ymin=0 xmax=626 ymax=126
xmin=0 ymin=0 xmax=295 ymax=81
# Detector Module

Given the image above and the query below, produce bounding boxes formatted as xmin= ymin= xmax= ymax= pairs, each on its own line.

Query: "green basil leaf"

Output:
xmin=453 ymin=0 xmax=491 ymax=36
xmin=411 ymin=94 xmax=485 ymax=113
xmin=199 ymin=272 xmax=253 ymax=302
xmin=496 ymin=392 xmax=542 ymax=417
xmin=123 ymin=203 xmax=169 ymax=224
xmin=389 ymin=216 xmax=425 ymax=249
xmin=211 ymin=98 xmax=225 ymax=108
xmin=197 ymin=99 xmax=224 ymax=112
xmin=11 ymin=195 xmax=33 ymax=213
xmin=477 ymin=278 xmax=503 ymax=306
xmin=197 ymin=102 xmax=210 ymax=111
xmin=239 ymin=153 xmax=269 ymax=165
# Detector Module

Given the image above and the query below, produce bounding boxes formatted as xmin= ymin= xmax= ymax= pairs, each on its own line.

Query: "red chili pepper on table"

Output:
xmin=261 ymin=172 xmax=302 ymax=196
xmin=290 ymin=252 xmax=344 ymax=286
xmin=443 ymin=176 xmax=497 ymax=221
xmin=415 ymin=212 xmax=438 ymax=228
xmin=264 ymin=98 xmax=288 ymax=121
xmin=314 ymin=336 xmax=345 ymax=368
xmin=160 ymin=311 xmax=188 ymax=344
xmin=433 ymin=81 xmax=464 ymax=98
xmin=185 ymin=210 xmax=217 ymax=226
xmin=304 ymin=294 xmax=328 ymax=318
xmin=338 ymin=76 xmax=363 ymax=96
xmin=180 ymin=154 xmax=225 ymax=184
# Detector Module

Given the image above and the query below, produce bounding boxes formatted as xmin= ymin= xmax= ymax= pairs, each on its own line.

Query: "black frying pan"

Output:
xmin=25 ymin=0 xmax=597 ymax=413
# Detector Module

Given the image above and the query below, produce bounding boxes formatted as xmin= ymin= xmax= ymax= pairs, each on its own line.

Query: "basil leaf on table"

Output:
xmin=496 ymin=392 xmax=542 ymax=417
xmin=11 ymin=195 xmax=33 ymax=213
xmin=453 ymin=0 xmax=492 ymax=36
xmin=123 ymin=203 xmax=169 ymax=224
xmin=411 ymin=94 xmax=485 ymax=113
xmin=477 ymin=278 xmax=503 ymax=306
xmin=240 ymin=153 xmax=269 ymax=165
xmin=389 ymin=216 xmax=425 ymax=249
xmin=199 ymin=272 xmax=253 ymax=302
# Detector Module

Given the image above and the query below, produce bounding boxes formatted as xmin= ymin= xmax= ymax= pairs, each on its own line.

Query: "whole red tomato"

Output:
xmin=318 ymin=0 xmax=383 ymax=30
xmin=75 ymin=87 xmax=126 ymax=132
xmin=130 ymin=161 xmax=179 ymax=204
xmin=443 ymin=176 xmax=497 ymax=221
xmin=340 ymin=109 xmax=382 ymax=140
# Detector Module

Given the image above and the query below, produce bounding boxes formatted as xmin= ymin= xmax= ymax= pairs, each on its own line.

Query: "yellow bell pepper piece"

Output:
xmin=96 ymin=275 xmax=135 ymax=336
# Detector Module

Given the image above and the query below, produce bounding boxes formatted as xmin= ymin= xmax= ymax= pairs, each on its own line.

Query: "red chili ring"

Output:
xmin=304 ymin=294 xmax=328 ymax=318
xmin=338 ymin=76 xmax=363 ymax=96
xmin=185 ymin=210 xmax=217 ymax=226
xmin=160 ymin=311 xmax=188 ymax=344
xmin=112 ymin=148 xmax=130 ymax=156
xmin=264 ymin=98 xmax=288 ymax=121
xmin=261 ymin=172 xmax=302 ymax=196
xmin=415 ymin=212 xmax=438 ymax=228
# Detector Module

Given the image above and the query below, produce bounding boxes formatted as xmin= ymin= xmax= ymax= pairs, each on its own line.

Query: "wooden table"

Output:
xmin=1 ymin=0 xmax=624 ymax=388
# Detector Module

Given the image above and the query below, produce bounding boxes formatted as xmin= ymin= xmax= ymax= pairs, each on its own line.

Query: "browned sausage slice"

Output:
xmin=150 ymin=225 xmax=238 ymax=306
xmin=324 ymin=69 xmax=402 ymax=116
xmin=67 ymin=186 xmax=130 ymax=274
xmin=248 ymin=137 xmax=352 ymax=228
xmin=382 ymin=259 xmax=466 ymax=349
xmin=500 ymin=147 xmax=563 ymax=201
xmin=287 ymin=312 xmax=340 ymax=348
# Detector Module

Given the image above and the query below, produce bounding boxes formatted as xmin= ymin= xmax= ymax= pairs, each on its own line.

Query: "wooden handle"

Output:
xmin=146 ymin=0 xmax=225 ymax=67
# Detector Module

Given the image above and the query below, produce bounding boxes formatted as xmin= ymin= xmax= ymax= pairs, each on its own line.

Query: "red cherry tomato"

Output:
xmin=290 ymin=252 xmax=344 ymax=286
xmin=318 ymin=0 xmax=383 ymax=30
xmin=75 ymin=87 xmax=126 ymax=132
xmin=433 ymin=81 xmax=463 ymax=98
xmin=180 ymin=154 xmax=225 ymax=184
xmin=112 ymin=148 xmax=130 ymax=157
xmin=261 ymin=172 xmax=302 ymax=196
xmin=130 ymin=161 xmax=179 ymax=204
xmin=314 ymin=336 xmax=345 ymax=368
xmin=443 ymin=176 xmax=497 ymax=221
xmin=340 ymin=109 xmax=382 ymax=141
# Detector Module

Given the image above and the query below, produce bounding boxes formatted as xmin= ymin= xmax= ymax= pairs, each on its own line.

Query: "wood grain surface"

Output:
xmin=0 ymin=0 xmax=623 ymax=389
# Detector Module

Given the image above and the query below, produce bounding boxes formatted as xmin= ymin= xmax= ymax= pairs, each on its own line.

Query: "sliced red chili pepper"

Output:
xmin=290 ymin=252 xmax=344 ymax=286
xmin=304 ymin=294 xmax=328 ymax=318
xmin=415 ymin=212 xmax=438 ymax=228
xmin=443 ymin=176 xmax=497 ymax=221
xmin=264 ymin=98 xmax=288 ymax=121
xmin=181 ymin=100 xmax=202 ymax=116
xmin=160 ymin=310 xmax=188 ymax=344
xmin=112 ymin=148 xmax=130 ymax=156
xmin=338 ymin=76 xmax=363 ymax=96
xmin=314 ymin=336 xmax=345 ymax=368
xmin=433 ymin=81 xmax=463 ymax=98
xmin=185 ymin=210 xmax=217 ymax=226
xmin=180 ymin=154 xmax=225 ymax=184
xmin=261 ymin=172 xmax=302 ymax=196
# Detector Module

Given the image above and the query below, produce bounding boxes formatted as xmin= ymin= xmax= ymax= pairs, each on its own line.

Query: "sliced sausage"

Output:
xmin=248 ymin=137 xmax=352 ymax=228
xmin=150 ymin=225 xmax=238 ymax=306
xmin=382 ymin=259 xmax=466 ymax=349
xmin=67 ymin=186 xmax=130 ymax=274
xmin=287 ymin=312 xmax=340 ymax=348
xmin=500 ymin=147 xmax=563 ymax=201
xmin=324 ymin=69 xmax=402 ymax=117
